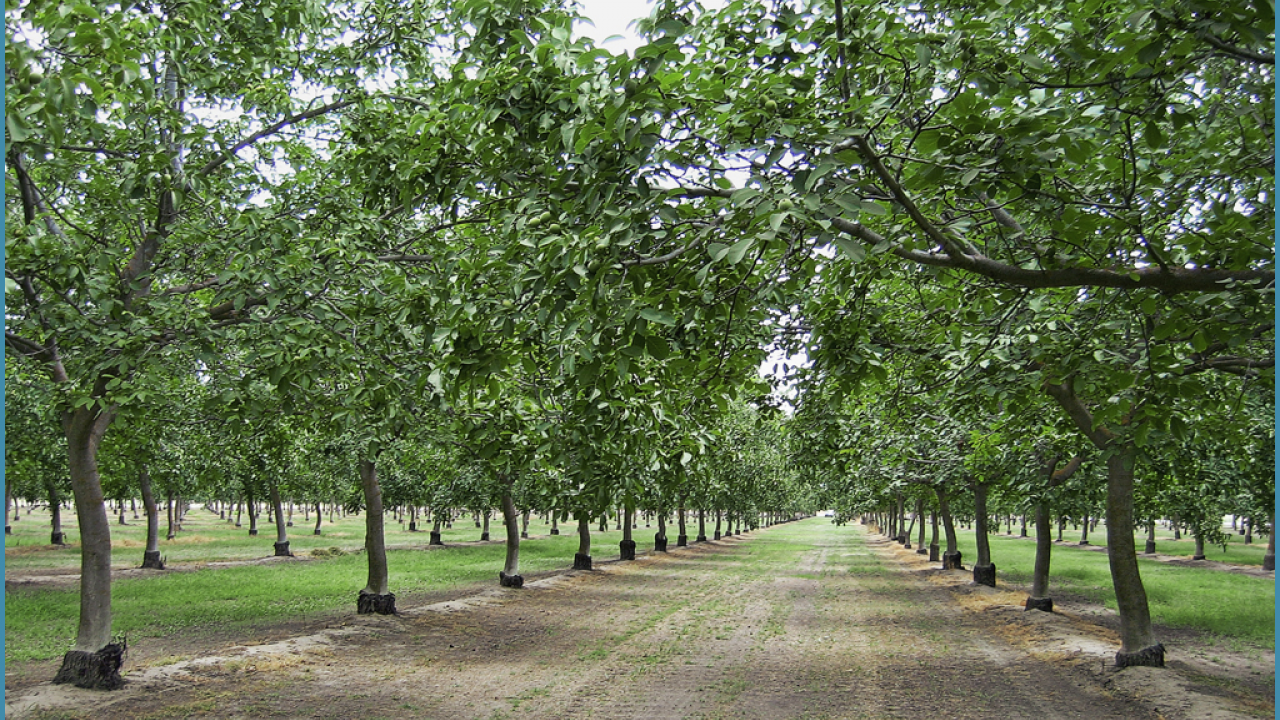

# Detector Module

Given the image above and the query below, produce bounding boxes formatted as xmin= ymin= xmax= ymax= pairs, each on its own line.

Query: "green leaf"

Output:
xmin=639 ymin=307 xmax=676 ymax=325
xmin=723 ymin=238 xmax=754 ymax=265
xmin=833 ymin=237 xmax=866 ymax=263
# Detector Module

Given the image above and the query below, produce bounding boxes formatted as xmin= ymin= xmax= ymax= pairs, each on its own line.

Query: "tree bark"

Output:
xmin=929 ymin=509 xmax=939 ymax=561
xmin=357 ymin=459 xmax=395 ymax=614
xmin=697 ymin=508 xmax=707 ymax=542
xmin=677 ymin=500 xmax=688 ymax=547
xmin=972 ymin=482 xmax=996 ymax=587
xmin=1026 ymin=500 xmax=1054 ymax=612
xmin=1105 ymin=445 xmax=1163 ymax=665
xmin=935 ymin=485 xmax=961 ymax=569
xmin=499 ymin=486 xmax=523 ymax=587
xmin=1263 ymin=511 xmax=1275 ymax=571
xmin=1079 ymin=509 xmax=1090 ymax=545
xmin=48 ymin=481 xmax=66 ymax=545
xmin=1192 ymin=526 xmax=1206 ymax=560
xmin=4 ymin=481 xmax=11 ymax=535
xmin=620 ymin=504 xmax=636 ymax=560
xmin=714 ymin=509 xmax=722 ymax=540
xmin=54 ymin=405 xmax=124 ymax=689
xmin=574 ymin=512 xmax=592 ymax=570
xmin=1144 ymin=520 xmax=1157 ymax=554
xmin=520 ymin=508 xmax=530 ymax=539
xmin=269 ymin=482 xmax=290 ymax=556
xmin=655 ymin=512 xmax=669 ymax=552
xmin=914 ymin=497 xmax=927 ymax=554
xmin=138 ymin=467 xmax=163 ymax=569
xmin=480 ymin=509 xmax=490 ymax=541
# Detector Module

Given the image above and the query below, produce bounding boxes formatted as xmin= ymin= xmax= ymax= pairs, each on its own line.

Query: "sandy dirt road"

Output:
xmin=8 ymin=520 xmax=1271 ymax=719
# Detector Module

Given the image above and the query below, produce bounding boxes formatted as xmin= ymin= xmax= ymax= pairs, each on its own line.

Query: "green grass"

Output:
xmin=940 ymin=523 xmax=1274 ymax=648
xmin=5 ymin=503 xmax=639 ymax=663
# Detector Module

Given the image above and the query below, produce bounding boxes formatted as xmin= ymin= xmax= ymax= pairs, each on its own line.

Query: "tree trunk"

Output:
xmin=574 ymin=512 xmax=592 ymax=570
xmin=430 ymin=515 xmax=444 ymax=545
xmin=1263 ymin=511 xmax=1275 ymax=571
xmin=677 ymin=501 xmax=688 ymax=547
xmin=620 ymin=505 xmax=636 ymax=560
xmin=166 ymin=489 xmax=177 ymax=541
xmin=972 ymin=482 xmax=995 ymax=587
xmin=655 ymin=512 xmax=668 ymax=552
xmin=935 ymin=486 xmax=961 ymax=569
xmin=929 ymin=509 xmax=939 ymax=561
xmin=234 ymin=499 xmax=242 ymax=527
xmin=138 ymin=467 xmax=163 ymax=569
xmin=914 ymin=497 xmax=927 ymax=554
xmin=48 ymin=481 xmax=66 ymax=545
xmin=269 ymin=482 xmax=290 ymax=556
xmin=1105 ymin=445 xmax=1163 ymax=666
xmin=697 ymin=508 xmax=707 ymax=542
xmin=1025 ymin=500 xmax=1054 ymax=612
xmin=480 ymin=510 xmax=490 ymax=542
xmin=896 ymin=492 xmax=907 ymax=543
xmin=356 ymin=459 xmax=395 ymax=615
xmin=903 ymin=509 xmax=916 ymax=550
xmin=1145 ymin=520 xmax=1157 ymax=554
xmin=1192 ymin=526 xmax=1206 ymax=560
xmin=521 ymin=508 xmax=530 ymax=539
xmin=1079 ymin=509 xmax=1090 ymax=545
xmin=4 ymin=482 xmax=11 ymax=534
xmin=246 ymin=489 xmax=258 ymax=535
xmin=53 ymin=406 xmax=125 ymax=690
xmin=313 ymin=502 xmax=322 ymax=535
xmin=550 ymin=511 xmax=559 ymax=536
xmin=499 ymin=486 xmax=523 ymax=587
xmin=714 ymin=509 xmax=722 ymax=540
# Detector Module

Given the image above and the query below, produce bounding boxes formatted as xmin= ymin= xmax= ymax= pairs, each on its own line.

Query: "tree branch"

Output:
xmin=196 ymin=99 xmax=358 ymax=178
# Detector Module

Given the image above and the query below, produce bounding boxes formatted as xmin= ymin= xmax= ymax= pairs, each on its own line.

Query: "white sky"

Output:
xmin=574 ymin=0 xmax=654 ymax=52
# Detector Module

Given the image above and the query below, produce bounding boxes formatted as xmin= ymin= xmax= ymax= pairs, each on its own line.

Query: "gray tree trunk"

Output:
xmin=1263 ymin=511 xmax=1275 ymax=571
xmin=935 ymin=486 xmax=961 ymax=569
xmin=357 ymin=459 xmax=395 ymax=614
xmin=139 ymin=467 xmax=163 ymax=569
xmin=269 ymin=482 xmax=290 ymax=556
xmin=54 ymin=405 xmax=124 ymax=689
xmin=48 ymin=481 xmax=66 ymax=545
xmin=574 ymin=512 xmax=592 ymax=569
xmin=1105 ymin=445 xmax=1162 ymax=666
xmin=972 ymin=482 xmax=995 ymax=586
xmin=499 ymin=487 xmax=523 ymax=587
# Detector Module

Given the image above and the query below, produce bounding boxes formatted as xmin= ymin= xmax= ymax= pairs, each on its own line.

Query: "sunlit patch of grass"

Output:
xmin=946 ymin=525 xmax=1274 ymax=648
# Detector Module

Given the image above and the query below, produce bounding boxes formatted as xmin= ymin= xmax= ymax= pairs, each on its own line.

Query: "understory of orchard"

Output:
xmin=4 ymin=0 xmax=1273 ymax=691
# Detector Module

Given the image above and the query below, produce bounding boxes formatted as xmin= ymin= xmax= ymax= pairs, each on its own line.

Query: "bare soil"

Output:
xmin=6 ymin=521 xmax=1273 ymax=720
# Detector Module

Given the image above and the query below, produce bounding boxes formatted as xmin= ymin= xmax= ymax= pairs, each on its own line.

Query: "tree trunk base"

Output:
xmin=929 ymin=544 xmax=939 ymax=562
xmin=429 ymin=531 xmax=443 ymax=546
xmin=942 ymin=551 xmax=963 ymax=570
xmin=714 ymin=532 xmax=721 ymax=540
xmin=1192 ymin=553 xmax=1206 ymax=561
xmin=915 ymin=546 xmax=927 ymax=555
xmin=677 ymin=535 xmax=688 ymax=547
xmin=53 ymin=643 xmax=126 ymax=690
xmin=619 ymin=540 xmax=636 ymax=561
xmin=480 ymin=532 xmax=490 ymax=541
xmin=1024 ymin=596 xmax=1054 ymax=613
xmin=51 ymin=531 xmax=66 ymax=545
xmin=1116 ymin=643 xmax=1165 ymax=668
xmin=1263 ymin=555 xmax=1274 ymax=571
xmin=1144 ymin=540 xmax=1157 ymax=554
xmin=499 ymin=572 xmax=524 ymax=588
xmin=408 ymin=522 xmax=417 ymax=532
xmin=249 ymin=529 xmax=258 ymax=536
xmin=520 ymin=532 xmax=528 ymax=539
xmin=573 ymin=553 xmax=592 ymax=570
xmin=549 ymin=528 xmax=559 ymax=536
xmin=273 ymin=541 xmax=293 ymax=557
xmin=313 ymin=529 xmax=321 ymax=535
xmin=5 ymin=525 xmax=10 ymax=535
xmin=140 ymin=550 xmax=165 ymax=570
xmin=356 ymin=591 xmax=397 ymax=615
xmin=696 ymin=534 xmax=706 ymax=542
xmin=654 ymin=535 xmax=668 ymax=552
xmin=903 ymin=542 xmax=912 ymax=549
xmin=973 ymin=563 xmax=996 ymax=587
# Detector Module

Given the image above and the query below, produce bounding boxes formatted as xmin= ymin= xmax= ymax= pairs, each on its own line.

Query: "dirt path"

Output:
xmin=7 ymin=521 xmax=1273 ymax=720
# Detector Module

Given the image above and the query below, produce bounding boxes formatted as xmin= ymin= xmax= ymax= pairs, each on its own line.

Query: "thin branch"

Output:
xmin=196 ymin=99 xmax=358 ymax=178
